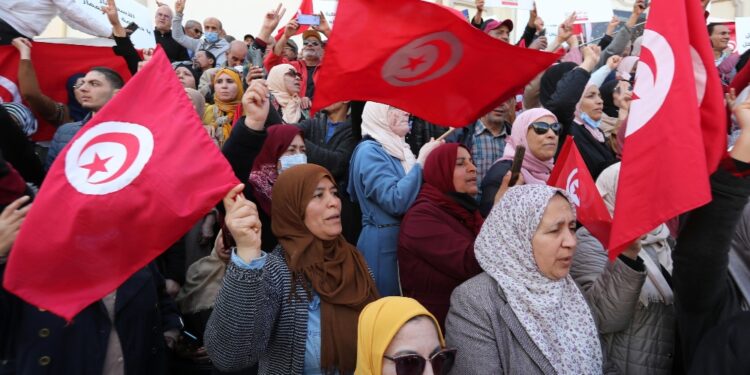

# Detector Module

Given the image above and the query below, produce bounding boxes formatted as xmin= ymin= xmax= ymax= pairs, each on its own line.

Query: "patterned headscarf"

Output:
xmin=475 ymin=185 xmax=602 ymax=374
xmin=2 ymin=103 xmax=37 ymax=136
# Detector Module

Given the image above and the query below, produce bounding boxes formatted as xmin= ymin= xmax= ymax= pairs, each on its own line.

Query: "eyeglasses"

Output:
xmin=303 ymin=41 xmax=321 ymax=47
xmin=529 ymin=121 xmax=561 ymax=135
xmin=384 ymin=348 xmax=456 ymax=375
xmin=614 ymin=84 xmax=633 ymax=95
xmin=285 ymin=69 xmax=302 ymax=79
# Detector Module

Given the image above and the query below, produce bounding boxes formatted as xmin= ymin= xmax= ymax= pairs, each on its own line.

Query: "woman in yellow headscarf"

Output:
xmin=203 ymin=68 xmax=244 ymax=147
xmin=355 ymin=297 xmax=456 ymax=375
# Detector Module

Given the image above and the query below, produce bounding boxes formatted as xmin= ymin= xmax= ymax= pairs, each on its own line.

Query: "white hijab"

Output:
xmin=596 ymin=162 xmax=674 ymax=306
xmin=361 ymin=102 xmax=416 ymax=173
xmin=476 ymin=185 xmax=603 ymax=374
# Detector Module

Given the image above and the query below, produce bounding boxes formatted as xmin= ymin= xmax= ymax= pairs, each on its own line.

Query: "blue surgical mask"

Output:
xmin=278 ymin=153 xmax=307 ymax=173
xmin=204 ymin=31 xmax=219 ymax=43
xmin=581 ymin=112 xmax=601 ymax=129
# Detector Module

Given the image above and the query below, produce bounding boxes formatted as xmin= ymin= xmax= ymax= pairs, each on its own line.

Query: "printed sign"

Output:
xmin=75 ymin=0 xmax=155 ymax=49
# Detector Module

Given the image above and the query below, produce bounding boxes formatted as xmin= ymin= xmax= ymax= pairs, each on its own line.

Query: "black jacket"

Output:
xmin=478 ymin=159 xmax=512 ymax=218
xmin=154 ymin=29 xmax=190 ymax=63
xmin=569 ymin=121 xmax=617 ymax=180
xmin=1 ymin=263 xmax=182 ymax=375
xmin=296 ymin=115 xmax=356 ymax=187
xmin=673 ymin=165 xmax=750 ymax=374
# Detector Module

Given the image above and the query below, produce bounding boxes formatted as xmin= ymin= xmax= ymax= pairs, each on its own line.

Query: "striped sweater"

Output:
xmin=204 ymin=247 xmax=308 ymax=374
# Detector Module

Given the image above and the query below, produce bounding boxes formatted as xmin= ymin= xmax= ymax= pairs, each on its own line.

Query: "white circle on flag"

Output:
xmin=566 ymin=168 xmax=580 ymax=207
xmin=0 ymin=75 xmax=21 ymax=103
xmin=64 ymin=121 xmax=154 ymax=195
xmin=381 ymin=31 xmax=463 ymax=87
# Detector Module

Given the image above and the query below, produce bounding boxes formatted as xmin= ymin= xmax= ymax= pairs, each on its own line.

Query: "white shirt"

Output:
xmin=0 ymin=0 xmax=112 ymax=38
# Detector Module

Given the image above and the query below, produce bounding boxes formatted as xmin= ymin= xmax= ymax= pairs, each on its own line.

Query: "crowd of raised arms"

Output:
xmin=2 ymin=0 xmax=750 ymax=374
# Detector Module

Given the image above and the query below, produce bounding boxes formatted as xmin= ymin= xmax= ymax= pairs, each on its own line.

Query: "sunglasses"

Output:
xmin=384 ymin=348 xmax=456 ymax=375
xmin=285 ymin=69 xmax=302 ymax=79
xmin=303 ymin=41 xmax=321 ymax=47
xmin=529 ymin=121 xmax=561 ymax=135
xmin=193 ymin=29 xmax=203 ymax=35
xmin=615 ymin=84 xmax=633 ymax=95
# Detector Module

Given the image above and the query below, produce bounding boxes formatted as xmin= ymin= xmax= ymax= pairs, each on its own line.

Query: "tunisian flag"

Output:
xmin=0 ymin=41 xmax=132 ymax=141
xmin=608 ymin=0 xmax=726 ymax=255
xmin=310 ymin=0 xmax=560 ymax=126
xmin=549 ymin=138 xmax=612 ymax=249
xmin=3 ymin=48 xmax=239 ymax=320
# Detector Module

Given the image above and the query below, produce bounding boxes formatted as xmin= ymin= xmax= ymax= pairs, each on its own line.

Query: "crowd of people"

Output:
xmin=2 ymin=0 xmax=750 ymax=373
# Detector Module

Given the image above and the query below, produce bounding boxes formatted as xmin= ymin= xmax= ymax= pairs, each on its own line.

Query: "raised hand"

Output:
xmin=174 ymin=0 xmax=186 ymax=14
xmin=606 ymin=16 xmax=620 ymax=36
xmin=222 ymin=184 xmax=262 ymax=262
xmin=312 ymin=11 xmax=331 ymax=36
xmin=475 ymin=0 xmax=485 ymax=12
xmin=607 ymin=55 xmax=622 ymax=70
xmin=283 ymin=19 xmax=300 ymax=39
xmin=11 ymin=37 xmax=32 ymax=60
xmin=242 ymin=79 xmax=271 ymax=130
xmin=261 ymin=3 xmax=286 ymax=34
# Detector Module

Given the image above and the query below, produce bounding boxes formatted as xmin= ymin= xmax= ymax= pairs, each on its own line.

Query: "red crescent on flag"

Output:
xmin=394 ymin=39 xmax=454 ymax=84
xmin=78 ymin=132 xmax=141 ymax=184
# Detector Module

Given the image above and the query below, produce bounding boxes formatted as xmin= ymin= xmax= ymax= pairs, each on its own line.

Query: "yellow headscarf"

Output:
xmin=203 ymin=68 xmax=244 ymax=146
xmin=354 ymin=297 xmax=446 ymax=375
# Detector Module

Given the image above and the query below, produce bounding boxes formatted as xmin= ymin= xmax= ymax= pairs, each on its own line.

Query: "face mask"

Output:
xmin=278 ymin=153 xmax=307 ymax=173
xmin=204 ymin=31 xmax=219 ymax=43
xmin=581 ymin=112 xmax=601 ymax=129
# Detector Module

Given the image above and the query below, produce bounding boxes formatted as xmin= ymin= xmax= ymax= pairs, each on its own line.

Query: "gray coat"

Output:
xmin=445 ymin=273 xmax=619 ymax=375
xmin=204 ymin=247 xmax=308 ymax=374
xmin=571 ymin=227 xmax=675 ymax=375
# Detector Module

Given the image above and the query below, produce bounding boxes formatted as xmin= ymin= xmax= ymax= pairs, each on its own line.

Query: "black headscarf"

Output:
xmin=599 ymin=79 xmax=619 ymax=118
xmin=539 ymin=62 xmax=578 ymax=107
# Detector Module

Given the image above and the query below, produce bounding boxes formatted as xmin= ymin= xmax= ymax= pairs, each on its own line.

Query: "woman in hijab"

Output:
xmin=598 ymin=79 xmax=633 ymax=157
xmin=570 ymin=162 xmax=675 ymax=375
xmin=479 ymin=108 xmax=559 ymax=217
xmin=267 ymin=64 xmax=304 ymax=123
xmin=397 ymin=143 xmax=483 ymax=328
xmin=355 ymin=297 xmax=456 ymax=375
xmin=205 ymin=164 xmax=380 ymax=374
xmin=247 ymin=124 xmax=305 ymax=250
xmin=348 ymin=102 xmax=441 ymax=296
xmin=570 ymin=84 xmax=619 ymax=179
xmin=445 ymin=185 xmax=607 ymax=374
xmin=203 ymin=68 xmax=244 ymax=147
xmin=173 ymin=62 xmax=200 ymax=90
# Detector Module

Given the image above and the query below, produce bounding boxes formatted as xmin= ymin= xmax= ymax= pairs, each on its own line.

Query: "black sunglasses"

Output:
xmin=529 ymin=121 xmax=561 ymax=135
xmin=285 ymin=69 xmax=302 ymax=79
xmin=303 ymin=41 xmax=321 ymax=47
xmin=384 ymin=348 xmax=456 ymax=375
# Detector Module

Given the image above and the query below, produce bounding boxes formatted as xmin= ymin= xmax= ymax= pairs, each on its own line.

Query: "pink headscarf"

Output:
xmin=616 ymin=56 xmax=639 ymax=81
xmin=499 ymin=108 xmax=558 ymax=185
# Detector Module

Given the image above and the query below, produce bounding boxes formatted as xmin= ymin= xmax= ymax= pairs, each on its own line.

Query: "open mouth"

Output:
xmin=325 ymin=214 xmax=341 ymax=221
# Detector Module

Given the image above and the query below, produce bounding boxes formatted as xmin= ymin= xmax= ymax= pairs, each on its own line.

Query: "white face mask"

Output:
xmin=278 ymin=153 xmax=307 ymax=173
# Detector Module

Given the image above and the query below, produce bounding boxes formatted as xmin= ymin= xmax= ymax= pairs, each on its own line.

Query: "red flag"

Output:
xmin=608 ymin=0 xmax=725 ymax=255
xmin=310 ymin=0 xmax=560 ymax=126
xmin=0 ymin=41 xmax=132 ymax=141
xmin=2 ymin=48 xmax=239 ymax=320
xmin=274 ymin=0 xmax=314 ymax=40
xmin=549 ymin=138 xmax=612 ymax=250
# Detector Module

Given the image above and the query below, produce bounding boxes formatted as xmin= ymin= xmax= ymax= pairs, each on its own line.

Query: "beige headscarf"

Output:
xmin=267 ymin=64 xmax=303 ymax=123
xmin=596 ymin=163 xmax=674 ymax=306
xmin=476 ymin=185 xmax=602 ymax=374
xmin=361 ymin=102 xmax=416 ymax=173
xmin=184 ymin=88 xmax=206 ymax=122
xmin=175 ymin=233 xmax=228 ymax=314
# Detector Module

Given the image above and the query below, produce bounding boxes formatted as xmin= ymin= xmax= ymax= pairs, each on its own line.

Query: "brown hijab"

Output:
xmin=271 ymin=164 xmax=379 ymax=374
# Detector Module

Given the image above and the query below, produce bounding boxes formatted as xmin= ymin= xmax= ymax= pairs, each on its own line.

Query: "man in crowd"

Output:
xmin=153 ymin=4 xmax=190 ymax=62
xmin=265 ymin=17 xmax=330 ymax=101
xmin=45 ymin=68 xmax=123 ymax=169
xmin=184 ymin=19 xmax=202 ymax=39
xmin=171 ymin=0 xmax=230 ymax=66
